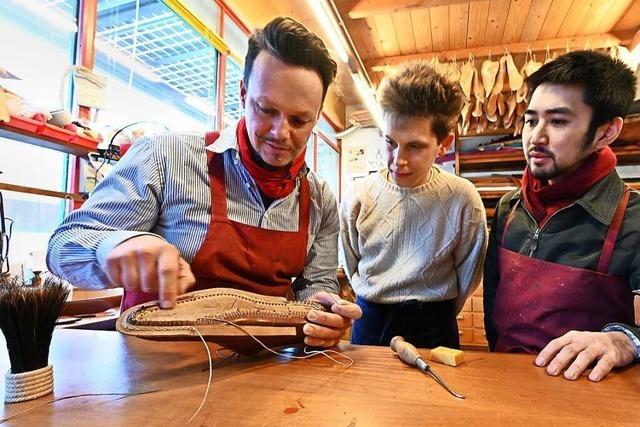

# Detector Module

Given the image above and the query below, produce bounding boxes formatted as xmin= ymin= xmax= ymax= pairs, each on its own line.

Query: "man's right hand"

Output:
xmin=106 ymin=236 xmax=195 ymax=308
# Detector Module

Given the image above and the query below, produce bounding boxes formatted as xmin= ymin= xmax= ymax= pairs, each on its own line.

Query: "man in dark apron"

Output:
xmin=484 ymin=50 xmax=640 ymax=381
xmin=47 ymin=17 xmax=361 ymax=348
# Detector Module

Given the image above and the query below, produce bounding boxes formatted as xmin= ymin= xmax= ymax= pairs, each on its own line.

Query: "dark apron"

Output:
xmin=492 ymin=189 xmax=634 ymax=353
xmin=122 ymin=131 xmax=310 ymax=310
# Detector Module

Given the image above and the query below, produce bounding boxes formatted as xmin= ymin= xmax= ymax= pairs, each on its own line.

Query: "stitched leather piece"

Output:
xmin=117 ymin=288 xmax=326 ymax=354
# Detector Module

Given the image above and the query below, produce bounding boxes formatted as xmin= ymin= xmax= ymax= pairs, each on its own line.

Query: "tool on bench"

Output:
xmin=390 ymin=336 xmax=465 ymax=399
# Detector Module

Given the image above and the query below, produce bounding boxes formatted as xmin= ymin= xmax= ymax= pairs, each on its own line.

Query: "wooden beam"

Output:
xmin=0 ymin=182 xmax=86 ymax=203
xmin=347 ymin=0 xmax=486 ymax=19
xmin=630 ymin=28 xmax=640 ymax=52
xmin=368 ymin=30 xmax=636 ymax=71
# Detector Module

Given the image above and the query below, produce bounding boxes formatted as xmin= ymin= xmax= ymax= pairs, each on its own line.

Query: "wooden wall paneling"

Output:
xmin=595 ymin=0 xmax=634 ymax=33
xmin=373 ymin=14 xmax=400 ymax=56
xmin=502 ymin=0 xmax=532 ymax=43
xmin=364 ymin=17 xmax=387 ymax=58
xmin=410 ymin=8 xmax=433 ymax=52
xmin=367 ymin=31 xmax=635 ymax=69
xmin=346 ymin=0 xmax=485 ymax=19
xmin=557 ymin=0 xmax=595 ymax=38
xmin=576 ymin=0 xmax=617 ymax=36
xmin=392 ymin=11 xmax=417 ymax=54
xmin=466 ymin=0 xmax=490 ymax=48
xmin=537 ymin=0 xmax=574 ymax=40
xmin=520 ymin=0 xmax=552 ymax=42
xmin=430 ymin=5 xmax=450 ymax=52
xmin=449 ymin=2 xmax=470 ymax=50
xmin=350 ymin=19 xmax=379 ymax=60
xmin=613 ymin=0 xmax=640 ymax=30
xmin=484 ymin=0 xmax=511 ymax=45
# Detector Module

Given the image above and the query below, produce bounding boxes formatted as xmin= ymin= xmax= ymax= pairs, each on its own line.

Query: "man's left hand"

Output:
xmin=303 ymin=291 xmax=362 ymax=348
xmin=535 ymin=330 xmax=636 ymax=382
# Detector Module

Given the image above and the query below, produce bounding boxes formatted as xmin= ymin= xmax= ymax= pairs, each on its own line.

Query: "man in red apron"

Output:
xmin=483 ymin=50 xmax=640 ymax=381
xmin=47 ymin=17 xmax=361 ymax=348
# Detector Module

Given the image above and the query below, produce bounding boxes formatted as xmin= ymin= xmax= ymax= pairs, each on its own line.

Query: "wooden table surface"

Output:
xmin=1 ymin=330 xmax=638 ymax=426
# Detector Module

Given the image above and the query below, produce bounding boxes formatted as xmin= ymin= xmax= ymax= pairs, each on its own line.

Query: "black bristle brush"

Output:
xmin=0 ymin=275 xmax=70 ymax=374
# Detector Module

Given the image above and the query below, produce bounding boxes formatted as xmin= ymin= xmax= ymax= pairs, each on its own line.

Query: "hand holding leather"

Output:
xmin=304 ymin=291 xmax=362 ymax=348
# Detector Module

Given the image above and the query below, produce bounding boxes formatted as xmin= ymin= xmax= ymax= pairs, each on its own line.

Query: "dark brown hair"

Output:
xmin=378 ymin=62 xmax=464 ymax=142
xmin=244 ymin=16 xmax=337 ymax=102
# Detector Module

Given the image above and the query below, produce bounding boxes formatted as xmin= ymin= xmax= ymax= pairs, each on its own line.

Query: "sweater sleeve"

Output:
xmin=453 ymin=184 xmax=488 ymax=314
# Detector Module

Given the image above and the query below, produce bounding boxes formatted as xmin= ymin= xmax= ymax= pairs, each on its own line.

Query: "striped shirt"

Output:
xmin=46 ymin=123 xmax=340 ymax=300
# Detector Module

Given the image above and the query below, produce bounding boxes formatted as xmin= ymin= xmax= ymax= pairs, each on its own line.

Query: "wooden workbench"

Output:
xmin=1 ymin=329 xmax=637 ymax=426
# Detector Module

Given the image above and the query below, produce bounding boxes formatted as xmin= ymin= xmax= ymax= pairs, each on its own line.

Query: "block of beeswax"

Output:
xmin=429 ymin=346 xmax=464 ymax=367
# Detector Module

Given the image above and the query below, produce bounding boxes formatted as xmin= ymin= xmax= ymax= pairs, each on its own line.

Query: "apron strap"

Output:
xmin=205 ymin=131 xmax=220 ymax=146
xmin=204 ymin=131 xmax=228 ymax=219
xmin=298 ymin=175 xmax=310 ymax=234
xmin=293 ymin=174 xmax=311 ymax=280
xmin=500 ymin=199 xmax=520 ymax=247
xmin=596 ymin=188 xmax=631 ymax=273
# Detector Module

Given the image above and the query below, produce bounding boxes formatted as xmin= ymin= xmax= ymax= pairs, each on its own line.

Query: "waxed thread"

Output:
xmin=185 ymin=320 xmax=353 ymax=423
xmin=186 ymin=327 xmax=212 ymax=425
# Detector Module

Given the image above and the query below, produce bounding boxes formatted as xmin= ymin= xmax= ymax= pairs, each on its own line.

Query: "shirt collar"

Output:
xmin=203 ymin=119 xmax=311 ymax=176
xmin=509 ymin=170 xmax=625 ymax=225
xmin=204 ymin=120 xmax=240 ymax=154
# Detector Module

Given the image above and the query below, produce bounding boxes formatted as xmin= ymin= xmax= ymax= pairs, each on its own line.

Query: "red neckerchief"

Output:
xmin=521 ymin=146 xmax=617 ymax=225
xmin=236 ymin=117 xmax=306 ymax=199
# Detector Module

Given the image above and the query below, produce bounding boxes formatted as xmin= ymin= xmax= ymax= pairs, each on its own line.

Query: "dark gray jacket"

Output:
xmin=483 ymin=170 xmax=640 ymax=350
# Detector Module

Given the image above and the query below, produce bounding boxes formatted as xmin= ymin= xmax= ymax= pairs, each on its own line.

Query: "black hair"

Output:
xmin=526 ymin=50 xmax=637 ymax=141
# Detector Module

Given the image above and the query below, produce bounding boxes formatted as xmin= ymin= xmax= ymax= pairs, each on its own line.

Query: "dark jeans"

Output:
xmin=351 ymin=296 xmax=460 ymax=349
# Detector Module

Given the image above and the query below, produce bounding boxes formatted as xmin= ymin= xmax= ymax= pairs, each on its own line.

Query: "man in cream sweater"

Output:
xmin=340 ymin=62 xmax=487 ymax=348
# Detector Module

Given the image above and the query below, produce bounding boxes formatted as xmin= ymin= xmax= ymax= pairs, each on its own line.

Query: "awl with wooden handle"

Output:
xmin=390 ymin=336 xmax=465 ymax=399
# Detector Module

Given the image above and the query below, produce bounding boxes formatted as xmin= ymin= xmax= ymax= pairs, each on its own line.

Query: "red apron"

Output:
xmin=122 ymin=131 xmax=310 ymax=310
xmin=492 ymin=189 xmax=634 ymax=353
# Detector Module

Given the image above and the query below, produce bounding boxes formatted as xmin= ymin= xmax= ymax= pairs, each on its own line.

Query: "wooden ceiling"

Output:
xmin=225 ymin=0 xmax=640 ymax=128
xmin=335 ymin=0 xmax=640 ymax=86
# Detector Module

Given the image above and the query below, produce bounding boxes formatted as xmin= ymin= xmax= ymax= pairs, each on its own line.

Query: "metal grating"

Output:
xmin=96 ymin=0 xmax=217 ymax=121
xmin=45 ymin=0 xmax=77 ymax=19
xmin=224 ymin=58 xmax=243 ymax=123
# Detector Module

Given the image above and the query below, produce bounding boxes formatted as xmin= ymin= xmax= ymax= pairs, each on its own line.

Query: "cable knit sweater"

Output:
xmin=340 ymin=167 xmax=488 ymax=313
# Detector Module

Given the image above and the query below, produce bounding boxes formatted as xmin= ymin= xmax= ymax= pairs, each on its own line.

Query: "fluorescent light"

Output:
xmin=19 ymin=0 xmax=78 ymax=33
xmin=308 ymin=0 xmax=382 ymax=128
xmin=308 ymin=0 xmax=350 ymax=63
xmin=185 ymin=95 xmax=214 ymax=114
xmin=95 ymin=38 xmax=162 ymax=83
xmin=351 ymin=73 xmax=383 ymax=129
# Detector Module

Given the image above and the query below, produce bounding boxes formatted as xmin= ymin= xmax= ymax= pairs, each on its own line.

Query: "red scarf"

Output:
xmin=521 ymin=146 xmax=617 ymax=225
xmin=236 ymin=117 xmax=307 ymax=199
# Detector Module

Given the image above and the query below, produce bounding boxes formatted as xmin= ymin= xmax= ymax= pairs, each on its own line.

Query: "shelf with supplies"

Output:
xmin=0 ymin=181 xmax=86 ymax=203
xmin=0 ymin=114 xmax=99 ymax=158
xmin=458 ymin=144 xmax=640 ymax=174
xmin=457 ymin=115 xmax=640 ymax=173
